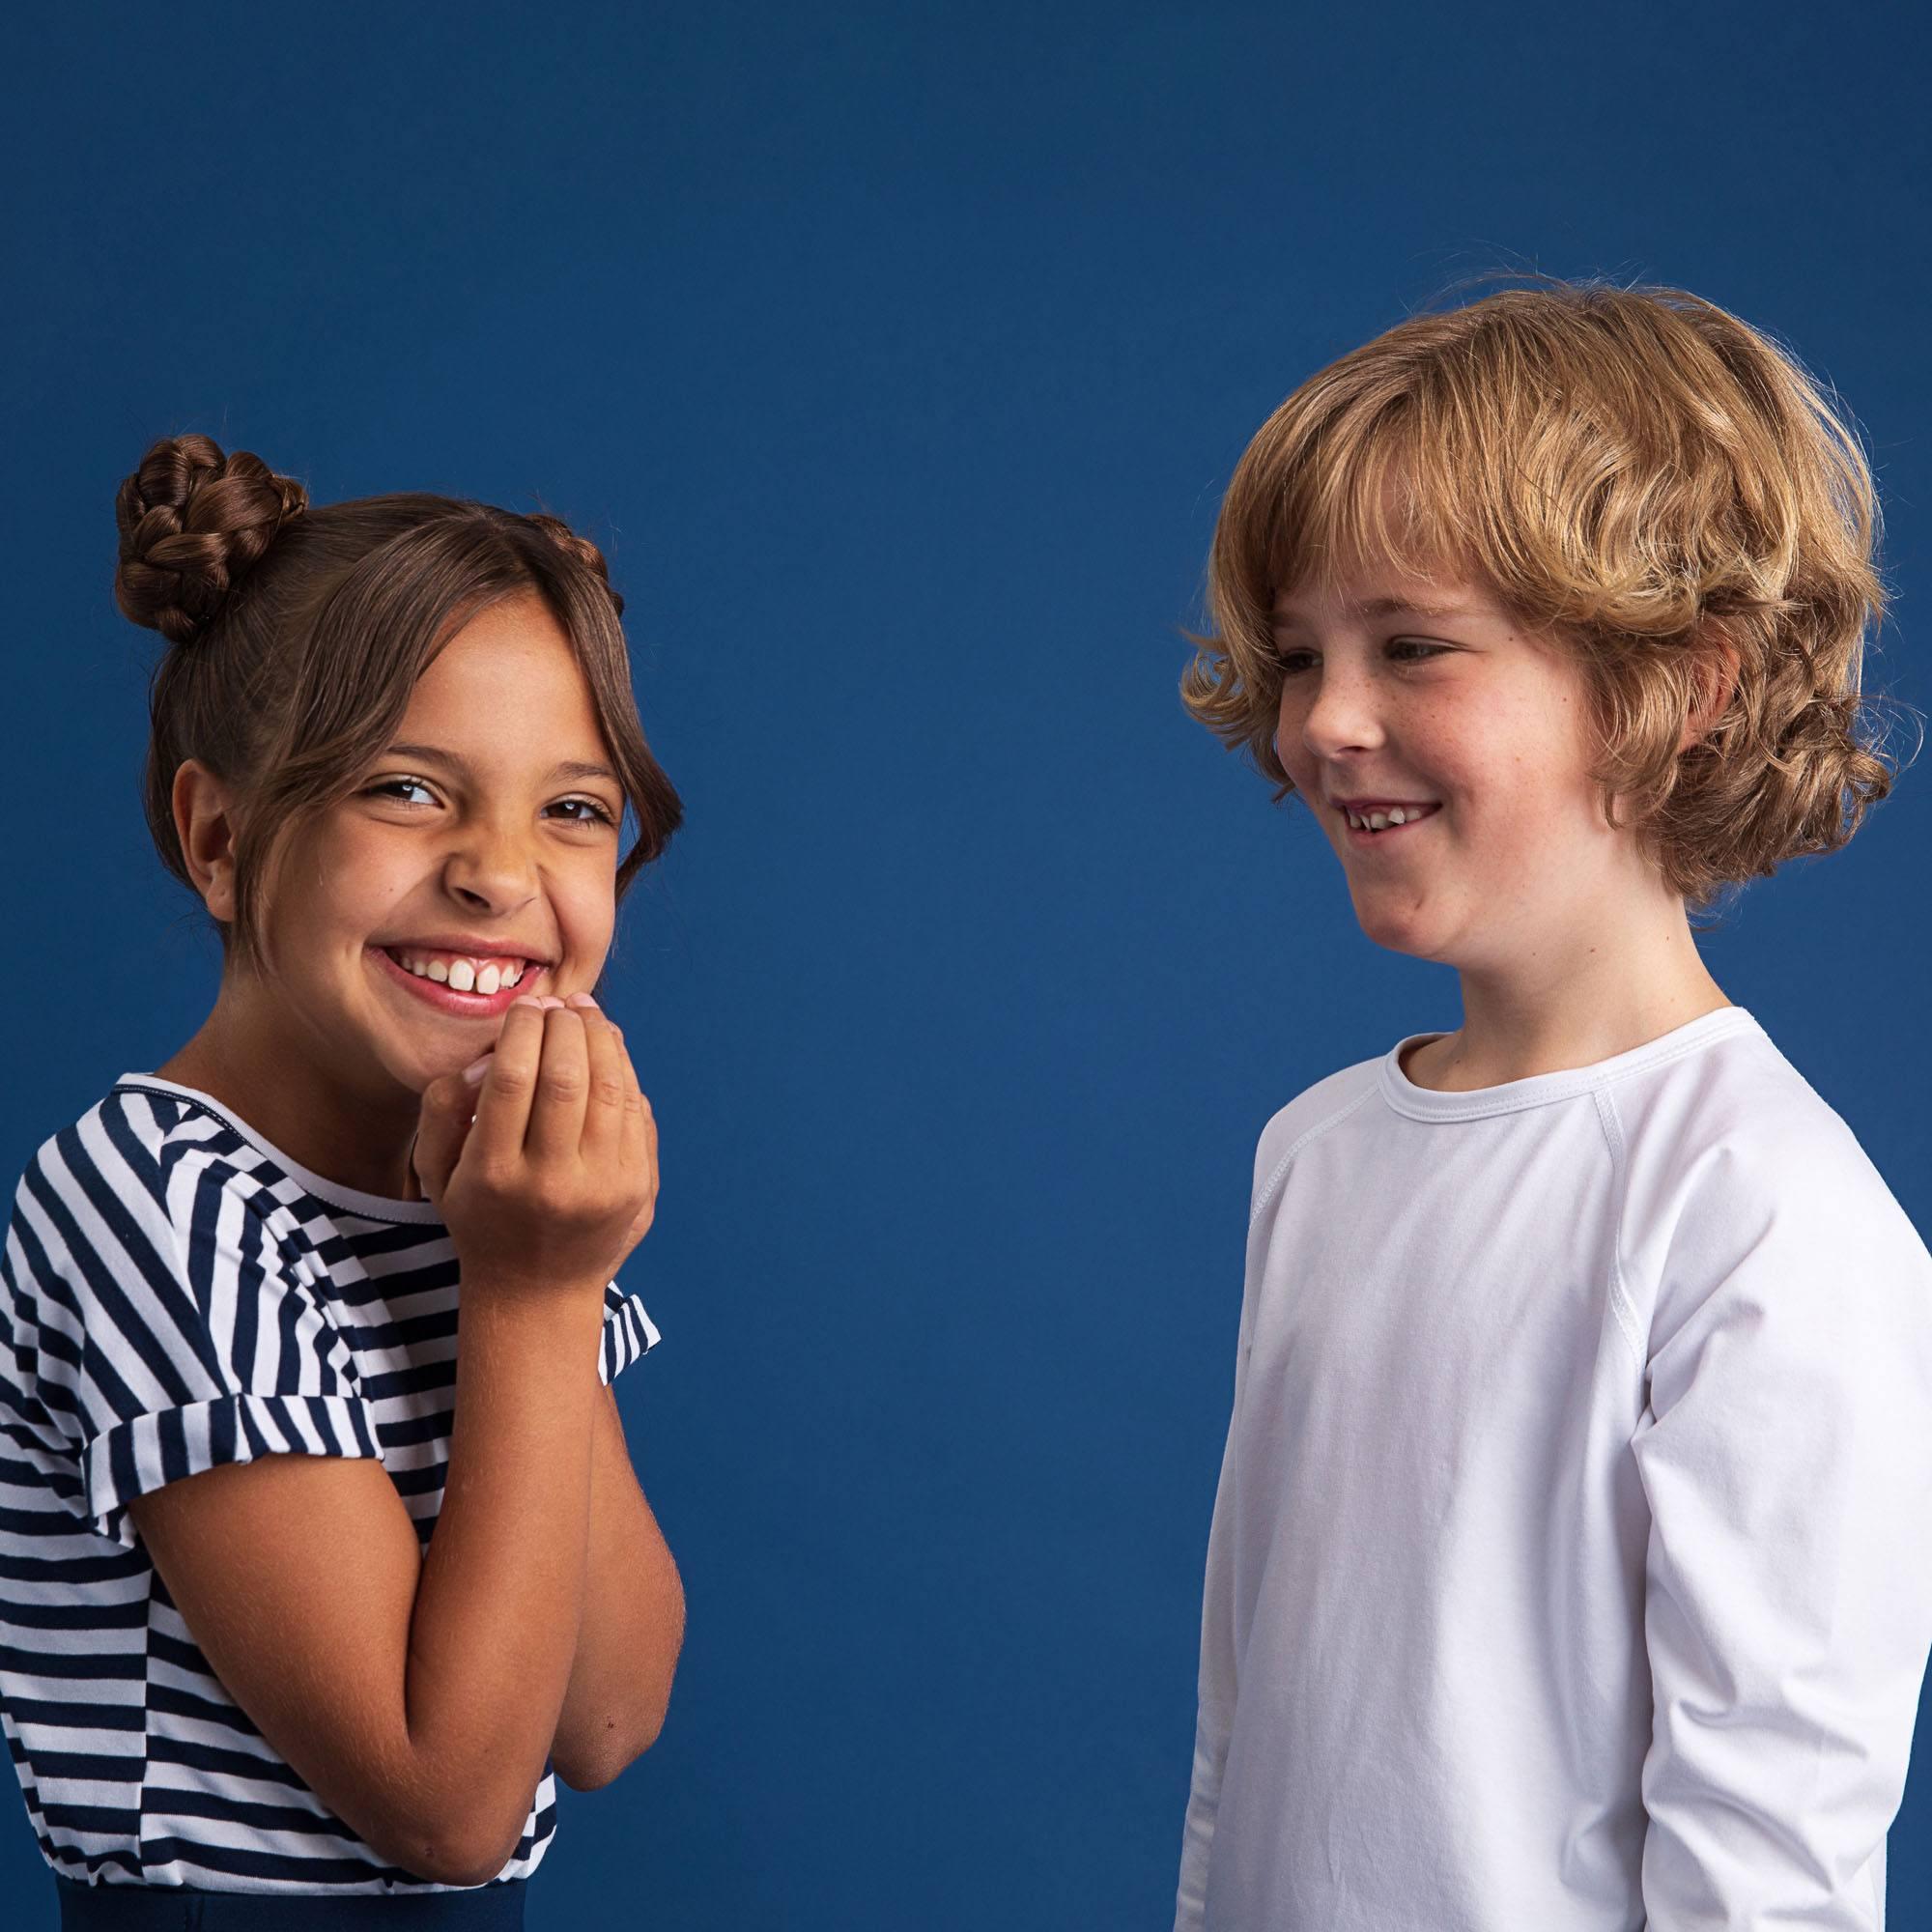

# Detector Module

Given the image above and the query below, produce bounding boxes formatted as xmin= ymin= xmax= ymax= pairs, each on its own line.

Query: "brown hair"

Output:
xmin=115 ymin=434 xmax=683 ymax=974
xmin=1181 ymin=278 xmax=1909 ymax=912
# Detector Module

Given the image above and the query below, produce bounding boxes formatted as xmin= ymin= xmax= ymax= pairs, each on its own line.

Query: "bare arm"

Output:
xmin=127 ymin=1295 xmax=605 ymax=1890
xmin=549 ymin=1380 xmax=686 ymax=1789
xmin=404 ymin=1287 xmax=609 ymax=1863
xmin=128 ymin=996 xmax=658 ymax=1886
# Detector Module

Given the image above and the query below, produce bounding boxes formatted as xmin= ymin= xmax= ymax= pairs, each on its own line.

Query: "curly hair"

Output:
xmin=1180 ymin=278 xmax=1905 ymax=912
xmin=115 ymin=434 xmax=683 ymax=974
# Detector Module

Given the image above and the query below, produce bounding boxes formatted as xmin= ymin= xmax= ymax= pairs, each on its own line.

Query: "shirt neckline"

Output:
xmin=114 ymin=1072 xmax=446 ymax=1224
xmin=1377 ymin=1005 xmax=1764 ymax=1123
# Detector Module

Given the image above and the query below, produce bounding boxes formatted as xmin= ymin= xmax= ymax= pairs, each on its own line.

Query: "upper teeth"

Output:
xmin=391 ymin=949 xmax=528 ymax=995
xmin=1348 ymin=805 xmax=1435 ymax=831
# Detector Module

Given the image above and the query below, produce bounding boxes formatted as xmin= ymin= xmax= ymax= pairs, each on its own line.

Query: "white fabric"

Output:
xmin=1175 ymin=1007 xmax=1932 ymax=1931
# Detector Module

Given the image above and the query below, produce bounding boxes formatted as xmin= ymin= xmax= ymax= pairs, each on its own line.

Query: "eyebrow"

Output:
xmin=383 ymin=742 xmax=620 ymax=785
xmin=1270 ymin=595 xmax=1477 ymax=628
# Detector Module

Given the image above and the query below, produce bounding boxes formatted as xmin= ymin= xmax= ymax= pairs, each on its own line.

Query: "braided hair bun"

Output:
xmin=526 ymin=512 xmax=626 ymax=618
xmin=114 ymin=434 xmax=308 ymax=645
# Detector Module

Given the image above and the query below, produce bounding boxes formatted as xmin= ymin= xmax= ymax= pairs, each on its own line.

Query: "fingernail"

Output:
xmin=510 ymin=994 xmax=542 ymax=1010
xmin=567 ymin=990 xmax=599 ymax=1009
xmin=462 ymin=1054 xmax=492 ymax=1086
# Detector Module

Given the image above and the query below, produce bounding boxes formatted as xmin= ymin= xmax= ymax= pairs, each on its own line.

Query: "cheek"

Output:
xmin=554 ymin=871 xmax=618 ymax=959
xmin=1272 ymin=690 xmax=1312 ymax=780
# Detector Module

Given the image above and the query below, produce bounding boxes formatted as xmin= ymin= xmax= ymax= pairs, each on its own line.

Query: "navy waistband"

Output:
xmin=52 ymin=1873 xmax=527 ymax=1929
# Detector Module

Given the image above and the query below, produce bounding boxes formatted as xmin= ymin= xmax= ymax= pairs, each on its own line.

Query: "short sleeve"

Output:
xmin=1631 ymin=1129 xmax=1932 ymax=1927
xmin=7 ymin=1115 xmax=384 ymax=1552
xmin=598 ymin=1279 xmax=661 ymax=1388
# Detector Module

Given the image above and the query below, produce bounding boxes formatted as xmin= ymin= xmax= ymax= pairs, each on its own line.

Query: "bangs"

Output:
xmin=1182 ymin=278 xmax=1891 ymax=911
xmin=1252 ymin=400 xmax=1483 ymax=610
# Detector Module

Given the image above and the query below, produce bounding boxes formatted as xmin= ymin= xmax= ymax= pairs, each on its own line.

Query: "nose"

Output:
xmin=1285 ymin=659 xmax=1388 ymax=764
xmin=441 ymin=815 xmax=540 ymax=915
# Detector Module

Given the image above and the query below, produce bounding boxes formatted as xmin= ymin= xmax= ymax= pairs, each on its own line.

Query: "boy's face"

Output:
xmin=1269 ymin=560 xmax=1658 ymax=973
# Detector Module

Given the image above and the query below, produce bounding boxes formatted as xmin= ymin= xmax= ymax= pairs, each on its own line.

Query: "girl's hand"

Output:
xmin=412 ymin=993 xmax=658 ymax=1296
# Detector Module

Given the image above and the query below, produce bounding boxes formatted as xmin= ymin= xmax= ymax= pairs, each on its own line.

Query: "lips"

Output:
xmin=369 ymin=944 xmax=548 ymax=1017
xmin=1340 ymin=801 xmax=1441 ymax=847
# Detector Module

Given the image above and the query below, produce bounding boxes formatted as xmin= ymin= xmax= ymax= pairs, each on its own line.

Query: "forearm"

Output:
xmin=405 ymin=1286 xmax=607 ymax=1872
xmin=551 ymin=1381 xmax=685 ymax=1784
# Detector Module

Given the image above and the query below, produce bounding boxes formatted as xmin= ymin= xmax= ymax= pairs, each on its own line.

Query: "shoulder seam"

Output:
xmin=110 ymin=1085 xmax=434 ymax=1230
xmin=1592 ymin=1086 xmax=1645 ymax=1368
xmin=1249 ymin=1081 xmax=1379 ymax=1232
xmin=1594 ymin=1012 xmax=1762 ymax=1100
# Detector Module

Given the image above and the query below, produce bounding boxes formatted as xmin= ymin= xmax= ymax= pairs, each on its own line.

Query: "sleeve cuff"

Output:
xmin=599 ymin=1285 xmax=662 ymax=1388
xmin=80 ymin=1391 xmax=385 ymax=1551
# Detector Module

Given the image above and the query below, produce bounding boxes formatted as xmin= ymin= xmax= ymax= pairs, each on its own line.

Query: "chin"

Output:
xmin=1351 ymin=897 xmax=1454 ymax=964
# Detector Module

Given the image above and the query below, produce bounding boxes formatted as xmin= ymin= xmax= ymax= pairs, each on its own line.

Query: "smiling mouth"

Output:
xmin=369 ymin=945 xmax=551 ymax=1013
xmin=1339 ymin=802 xmax=1442 ymax=841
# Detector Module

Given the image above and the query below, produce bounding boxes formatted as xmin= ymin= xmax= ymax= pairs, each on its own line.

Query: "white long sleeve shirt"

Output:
xmin=1175 ymin=1006 xmax=1932 ymax=1931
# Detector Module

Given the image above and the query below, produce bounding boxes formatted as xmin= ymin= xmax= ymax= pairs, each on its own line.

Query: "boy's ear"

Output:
xmin=1678 ymin=628 xmax=1743 ymax=754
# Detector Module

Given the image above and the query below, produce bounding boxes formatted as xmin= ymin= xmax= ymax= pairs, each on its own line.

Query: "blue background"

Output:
xmin=7 ymin=4 xmax=1931 ymax=1925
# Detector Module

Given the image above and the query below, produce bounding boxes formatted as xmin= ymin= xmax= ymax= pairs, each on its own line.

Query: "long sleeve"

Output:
xmin=1630 ymin=1130 xmax=1932 ymax=1929
xmin=1173 ymin=1352 xmax=1245 ymax=1931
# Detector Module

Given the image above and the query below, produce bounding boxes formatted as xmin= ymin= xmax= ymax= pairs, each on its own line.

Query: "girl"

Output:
xmin=0 ymin=435 xmax=688 ymax=1928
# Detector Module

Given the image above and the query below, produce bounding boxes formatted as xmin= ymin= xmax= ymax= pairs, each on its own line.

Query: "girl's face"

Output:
xmin=1269 ymin=559 xmax=1658 ymax=976
xmin=256 ymin=591 xmax=625 ymax=1098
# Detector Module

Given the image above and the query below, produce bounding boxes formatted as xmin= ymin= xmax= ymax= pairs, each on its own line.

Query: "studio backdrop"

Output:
xmin=5 ymin=4 xmax=1930 ymax=1925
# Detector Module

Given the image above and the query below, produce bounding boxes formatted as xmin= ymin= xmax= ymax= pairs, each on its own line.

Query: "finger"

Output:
xmin=525 ymin=1005 xmax=590 ymax=1166
xmin=614 ymin=1031 xmax=658 ymax=1249
xmin=612 ymin=1025 xmax=650 ymax=1189
xmin=578 ymin=1003 xmax=627 ymax=1164
xmin=467 ymin=998 xmax=547 ymax=1167
xmin=412 ymin=1075 xmax=474 ymax=1207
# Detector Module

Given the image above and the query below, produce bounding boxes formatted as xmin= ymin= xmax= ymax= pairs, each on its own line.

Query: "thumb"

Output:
xmin=412 ymin=1059 xmax=486 ymax=1208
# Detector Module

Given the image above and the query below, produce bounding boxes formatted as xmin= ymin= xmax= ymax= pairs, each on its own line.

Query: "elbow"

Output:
xmin=409 ymin=1779 xmax=538 ymax=1889
xmin=433 ymin=1809 xmax=533 ymax=1889
xmin=383 ymin=1818 xmax=510 ymax=1891
xmin=564 ymin=1590 xmax=687 ymax=1792
xmin=621 ymin=1567 xmax=686 ymax=1765
xmin=556 ymin=1561 xmax=684 ymax=1785
xmin=561 ymin=1687 xmax=676 ymax=1793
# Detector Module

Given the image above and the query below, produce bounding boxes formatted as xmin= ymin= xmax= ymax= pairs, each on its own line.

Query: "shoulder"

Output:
xmin=1248 ymin=1053 xmax=1381 ymax=1220
xmin=1616 ymin=1025 xmax=1932 ymax=1339
xmin=1618 ymin=1022 xmax=1908 ymax=1224
xmin=7 ymin=1081 xmax=302 ymax=1286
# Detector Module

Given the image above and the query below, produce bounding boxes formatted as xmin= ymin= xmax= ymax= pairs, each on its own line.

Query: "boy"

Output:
xmin=1173 ymin=281 xmax=1932 ymax=1929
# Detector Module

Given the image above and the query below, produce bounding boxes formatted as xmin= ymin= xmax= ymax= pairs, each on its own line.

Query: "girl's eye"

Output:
xmin=549 ymin=797 xmax=619 ymax=827
xmin=1272 ymin=639 xmax=1453 ymax=673
xmin=364 ymin=780 xmax=617 ymax=827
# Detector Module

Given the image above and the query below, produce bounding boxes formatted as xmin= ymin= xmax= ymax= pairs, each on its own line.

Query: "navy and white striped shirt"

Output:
xmin=0 ymin=1073 xmax=661 ymax=1896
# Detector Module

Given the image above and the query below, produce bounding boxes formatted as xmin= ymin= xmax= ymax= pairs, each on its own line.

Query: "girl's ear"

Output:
xmin=172 ymin=758 xmax=241 ymax=923
xmin=1678 ymin=628 xmax=1743 ymax=754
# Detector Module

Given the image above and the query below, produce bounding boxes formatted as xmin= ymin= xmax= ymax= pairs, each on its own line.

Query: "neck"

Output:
xmin=154 ymin=977 xmax=428 ymax=1202
xmin=1409 ymin=882 xmax=1731 ymax=1093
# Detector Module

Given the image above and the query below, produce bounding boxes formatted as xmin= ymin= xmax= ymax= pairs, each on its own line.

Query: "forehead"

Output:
xmin=1270 ymin=563 xmax=1505 ymax=630
xmin=401 ymin=594 xmax=611 ymax=757
xmin=412 ymin=596 xmax=582 ymax=703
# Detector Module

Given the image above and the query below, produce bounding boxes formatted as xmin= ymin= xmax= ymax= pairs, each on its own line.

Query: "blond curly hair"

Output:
xmin=1181 ymin=278 xmax=1905 ymax=911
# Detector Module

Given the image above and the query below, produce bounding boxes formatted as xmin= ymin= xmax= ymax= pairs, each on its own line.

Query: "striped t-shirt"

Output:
xmin=0 ymin=1073 xmax=662 ymax=1896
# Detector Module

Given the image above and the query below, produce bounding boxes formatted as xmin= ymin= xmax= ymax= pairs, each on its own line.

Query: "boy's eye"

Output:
xmin=1272 ymin=639 xmax=1453 ymax=672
